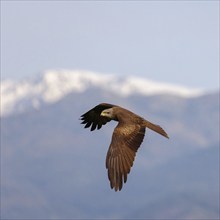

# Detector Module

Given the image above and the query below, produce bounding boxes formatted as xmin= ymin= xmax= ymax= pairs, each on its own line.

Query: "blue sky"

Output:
xmin=1 ymin=1 xmax=219 ymax=90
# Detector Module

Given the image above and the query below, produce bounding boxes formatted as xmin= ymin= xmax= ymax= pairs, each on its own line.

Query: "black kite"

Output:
xmin=80 ymin=103 xmax=169 ymax=191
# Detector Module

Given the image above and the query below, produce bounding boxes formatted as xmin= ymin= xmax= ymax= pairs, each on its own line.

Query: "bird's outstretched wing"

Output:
xmin=80 ymin=103 xmax=116 ymax=131
xmin=106 ymin=122 xmax=146 ymax=191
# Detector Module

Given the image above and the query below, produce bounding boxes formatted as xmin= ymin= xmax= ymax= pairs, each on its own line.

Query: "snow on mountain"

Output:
xmin=1 ymin=70 xmax=203 ymax=117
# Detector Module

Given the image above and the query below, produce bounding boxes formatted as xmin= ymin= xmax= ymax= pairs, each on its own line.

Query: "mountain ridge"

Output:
xmin=1 ymin=69 xmax=205 ymax=117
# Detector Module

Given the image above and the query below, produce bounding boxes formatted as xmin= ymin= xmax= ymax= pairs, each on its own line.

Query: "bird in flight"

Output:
xmin=80 ymin=103 xmax=169 ymax=191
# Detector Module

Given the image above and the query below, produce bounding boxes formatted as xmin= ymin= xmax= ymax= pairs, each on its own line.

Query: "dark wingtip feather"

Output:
xmin=84 ymin=122 xmax=92 ymax=128
xmin=90 ymin=123 xmax=97 ymax=131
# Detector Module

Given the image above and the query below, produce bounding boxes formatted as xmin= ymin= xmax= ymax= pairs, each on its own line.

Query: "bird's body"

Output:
xmin=80 ymin=103 xmax=169 ymax=191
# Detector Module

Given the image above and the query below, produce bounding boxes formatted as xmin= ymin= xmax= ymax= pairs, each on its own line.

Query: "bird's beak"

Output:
xmin=100 ymin=111 xmax=106 ymax=117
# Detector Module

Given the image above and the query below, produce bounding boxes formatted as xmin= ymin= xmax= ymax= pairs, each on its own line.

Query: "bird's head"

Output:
xmin=100 ymin=108 xmax=115 ymax=119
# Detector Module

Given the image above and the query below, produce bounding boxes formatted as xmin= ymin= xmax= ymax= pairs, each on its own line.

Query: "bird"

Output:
xmin=80 ymin=103 xmax=169 ymax=191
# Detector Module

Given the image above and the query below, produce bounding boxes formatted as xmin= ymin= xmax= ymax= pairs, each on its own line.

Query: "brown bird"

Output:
xmin=80 ymin=103 xmax=169 ymax=191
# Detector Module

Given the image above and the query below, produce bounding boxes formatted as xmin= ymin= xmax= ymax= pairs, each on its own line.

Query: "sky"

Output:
xmin=1 ymin=1 xmax=219 ymax=90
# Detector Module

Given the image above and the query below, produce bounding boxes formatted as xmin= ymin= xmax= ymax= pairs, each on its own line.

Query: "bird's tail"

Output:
xmin=143 ymin=120 xmax=169 ymax=139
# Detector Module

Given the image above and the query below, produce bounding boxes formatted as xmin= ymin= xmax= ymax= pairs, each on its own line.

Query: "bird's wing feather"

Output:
xmin=80 ymin=103 xmax=116 ymax=131
xmin=106 ymin=122 xmax=145 ymax=191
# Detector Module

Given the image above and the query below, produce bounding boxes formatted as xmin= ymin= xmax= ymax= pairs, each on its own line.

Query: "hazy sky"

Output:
xmin=1 ymin=1 xmax=219 ymax=90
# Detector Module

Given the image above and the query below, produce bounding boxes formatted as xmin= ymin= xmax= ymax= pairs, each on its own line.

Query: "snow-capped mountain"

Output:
xmin=1 ymin=77 xmax=219 ymax=219
xmin=1 ymin=70 xmax=203 ymax=117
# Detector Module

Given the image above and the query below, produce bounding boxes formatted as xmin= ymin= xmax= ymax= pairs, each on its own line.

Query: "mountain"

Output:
xmin=1 ymin=70 xmax=219 ymax=219
xmin=1 ymin=69 xmax=203 ymax=117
